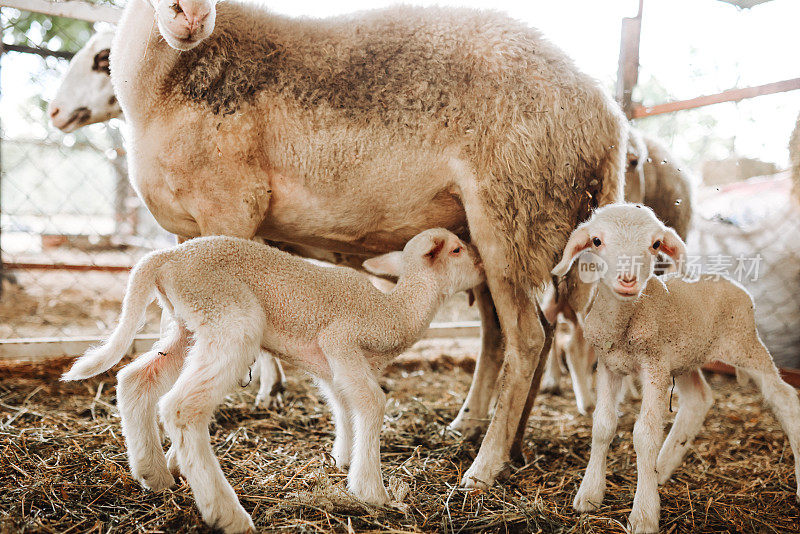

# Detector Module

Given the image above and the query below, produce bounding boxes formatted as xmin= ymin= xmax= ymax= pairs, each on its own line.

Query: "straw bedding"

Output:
xmin=1 ymin=339 xmax=797 ymax=533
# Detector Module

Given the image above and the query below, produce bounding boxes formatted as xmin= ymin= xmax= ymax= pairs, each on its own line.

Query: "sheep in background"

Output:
xmin=62 ymin=228 xmax=484 ymax=532
xmin=109 ymin=0 xmax=627 ymax=487
xmin=48 ymin=31 xmax=121 ymax=132
xmin=552 ymin=203 xmax=800 ymax=534
xmin=541 ymin=129 xmax=693 ymax=413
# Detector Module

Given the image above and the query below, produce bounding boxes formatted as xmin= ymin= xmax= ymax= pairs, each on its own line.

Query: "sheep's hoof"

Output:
xmin=628 ymin=513 xmax=659 ymax=534
xmin=460 ymin=457 xmax=504 ymax=489
xmin=573 ymin=487 xmax=603 ymax=512
xmin=447 ymin=415 xmax=487 ymax=442
xmin=203 ymin=500 xmax=255 ymax=534
xmin=139 ymin=468 xmax=175 ymax=492
xmin=539 ymin=377 xmax=561 ymax=394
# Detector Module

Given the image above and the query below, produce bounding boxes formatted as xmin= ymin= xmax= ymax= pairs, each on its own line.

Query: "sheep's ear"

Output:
xmin=423 ymin=237 xmax=446 ymax=265
xmin=660 ymin=227 xmax=687 ymax=273
xmin=552 ymin=226 xmax=592 ymax=277
xmin=363 ymin=252 xmax=403 ymax=277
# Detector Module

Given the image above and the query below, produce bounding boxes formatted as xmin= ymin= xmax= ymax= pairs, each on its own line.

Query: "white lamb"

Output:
xmin=62 ymin=228 xmax=484 ymax=533
xmin=551 ymin=203 xmax=800 ymax=534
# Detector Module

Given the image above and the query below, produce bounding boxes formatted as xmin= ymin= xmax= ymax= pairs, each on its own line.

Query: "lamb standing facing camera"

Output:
xmin=62 ymin=228 xmax=484 ymax=533
xmin=552 ymin=204 xmax=800 ymax=534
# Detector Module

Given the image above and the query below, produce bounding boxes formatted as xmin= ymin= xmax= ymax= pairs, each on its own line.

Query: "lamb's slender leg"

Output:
xmin=574 ymin=361 xmax=621 ymax=511
xmin=255 ymin=352 xmax=286 ymax=408
xmin=449 ymin=283 xmax=503 ymax=441
xmin=539 ymin=337 xmax=563 ymax=394
xmin=723 ymin=343 xmax=800 ymax=503
xmin=318 ymin=380 xmax=353 ymax=469
xmin=656 ymin=369 xmax=713 ymax=484
xmin=566 ymin=322 xmax=596 ymax=415
xmin=116 ymin=321 xmax=189 ymax=491
xmin=325 ymin=350 xmax=389 ymax=504
xmin=159 ymin=334 xmax=257 ymax=533
xmin=629 ymin=368 xmax=669 ymax=534
xmin=510 ymin=311 xmax=553 ymax=465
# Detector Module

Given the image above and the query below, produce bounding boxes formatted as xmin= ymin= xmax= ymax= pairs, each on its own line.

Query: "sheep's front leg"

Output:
xmin=656 ymin=369 xmax=713 ymax=484
xmin=629 ymin=368 xmax=669 ymax=534
xmin=539 ymin=338 xmax=563 ymax=394
xmin=574 ymin=361 xmax=621 ymax=511
xmin=255 ymin=352 xmax=286 ymax=409
xmin=324 ymin=343 xmax=389 ymax=504
xmin=318 ymin=380 xmax=353 ymax=469
xmin=461 ymin=279 xmax=545 ymax=488
xmin=566 ymin=324 xmax=596 ymax=415
xmin=449 ymin=283 xmax=503 ymax=441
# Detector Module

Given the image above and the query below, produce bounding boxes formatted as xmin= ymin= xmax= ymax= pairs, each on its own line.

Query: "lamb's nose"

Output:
xmin=178 ymin=0 xmax=211 ymax=33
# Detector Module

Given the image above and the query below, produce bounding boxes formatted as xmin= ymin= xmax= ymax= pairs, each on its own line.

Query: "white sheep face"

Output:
xmin=552 ymin=204 xmax=686 ymax=302
xmin=152 ymin=0 xmax=217 ymax=51
xmin=48 ymin=31 xmax=121 ymax=132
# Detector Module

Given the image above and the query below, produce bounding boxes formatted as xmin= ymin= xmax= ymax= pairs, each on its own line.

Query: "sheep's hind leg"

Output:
xmin=254 ymin=352 xmax=286 ymax=409
xmin=574 ymin=361 xmax=621 ymax=512
xmin=159 ymin=333 xmax=258 ymax=533
xmin=116 ymin=321 xmax=189 ymax=491
xmin=723 ymin=343 xmax=800 ymax=503
xmin=656 ymin=369 xmax=713 ymax=485
xmin=449 ymin=283 xmax=503 ymax=441
xmin=566 ymin=323 xmax=596 ymax=415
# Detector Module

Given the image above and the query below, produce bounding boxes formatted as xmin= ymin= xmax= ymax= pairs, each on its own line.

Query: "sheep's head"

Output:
xmin=48 ymin=31 xmax=121 ymax=132
xmin=363 ymin=229 xmax=485 ymax=296
xmin=552 ymin=204 xmax=686 ymax=302
xmin=151 ymin=0 xmax=217 ymax=51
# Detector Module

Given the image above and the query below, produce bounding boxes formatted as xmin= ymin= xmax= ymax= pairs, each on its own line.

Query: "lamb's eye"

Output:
xmin=653 ymin=240 xmax=661 ymax=250
xmin=452 ymin=247 xmax=461 ymax=254
xmin=592 ymin=237 xmax=602 ymax=247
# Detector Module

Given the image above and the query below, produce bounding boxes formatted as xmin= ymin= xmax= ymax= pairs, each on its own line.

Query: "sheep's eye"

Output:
xmin=592 ymin=237 xmax=602 ymax=247
xmin=452 ymin=247 xmax=461 ymax=254
xmin=652 ymin=240 xmax=661 ymax=250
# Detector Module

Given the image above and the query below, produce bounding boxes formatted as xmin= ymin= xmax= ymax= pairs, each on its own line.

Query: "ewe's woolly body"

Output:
xmin=111 ymin=0 xmax=626 ymax=291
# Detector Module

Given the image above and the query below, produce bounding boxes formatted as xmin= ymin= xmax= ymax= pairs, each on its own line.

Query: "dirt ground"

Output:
xmin=1 ymin=341 xmax=798 ymax=533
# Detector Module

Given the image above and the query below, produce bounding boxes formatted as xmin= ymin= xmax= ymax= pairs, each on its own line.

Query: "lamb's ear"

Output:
xmin=659 ymin=227 xmax=688 ymax=274
xmin=423 ymin=237 xmax=446 ymax=265
xmin=551 ymin=226 xmax=591 ymax=277
xmin=363 ymin=252 xmax=403 ymax=277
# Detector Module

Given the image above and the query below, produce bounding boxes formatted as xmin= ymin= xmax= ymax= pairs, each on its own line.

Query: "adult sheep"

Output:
xmin=111 ymin=0 xmax=627 ymax=489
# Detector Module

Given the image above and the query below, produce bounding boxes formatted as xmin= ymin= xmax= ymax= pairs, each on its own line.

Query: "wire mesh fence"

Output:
xmin=1 ymin=5 xmax=170 ymax=341
xmin=0 ymin=3 xmax=798 ymax=371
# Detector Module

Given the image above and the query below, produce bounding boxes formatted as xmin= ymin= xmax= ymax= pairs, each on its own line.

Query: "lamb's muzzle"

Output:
xmin=62 ymin=228 xmax=484 ymax=533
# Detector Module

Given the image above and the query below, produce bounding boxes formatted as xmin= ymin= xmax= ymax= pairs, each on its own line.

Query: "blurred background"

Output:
xmin=1 ymin=0 xmax=799 ymax=365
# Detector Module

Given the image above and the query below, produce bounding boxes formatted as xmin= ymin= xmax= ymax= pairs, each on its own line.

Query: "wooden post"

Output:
xmin=616 ymin=0 xmax=643 ymax=119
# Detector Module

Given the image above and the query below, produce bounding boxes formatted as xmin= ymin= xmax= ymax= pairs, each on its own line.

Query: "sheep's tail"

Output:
xmin=61 ymin=250 xmax=169 ymax=381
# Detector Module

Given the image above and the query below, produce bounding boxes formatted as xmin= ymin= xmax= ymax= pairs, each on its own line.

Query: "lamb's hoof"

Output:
xmin=255 ymin=390 xmax=284 ymax=410
xmin=350 ymin=483 xmax=390 ymax=506
xmin=448 ymin=414 xmax=487 ymax=442
xmin=628 ymin=511 xmax=659 ymax=534
xmin=139 ymin=468 xmax=175 ymax=492
xmin=573 ymin=487 xmax=603 ymax=512
xmin=203 ymin=501 xmax=255 ymax=534
xmin=539 ymin=378 xmax=561 ymax=394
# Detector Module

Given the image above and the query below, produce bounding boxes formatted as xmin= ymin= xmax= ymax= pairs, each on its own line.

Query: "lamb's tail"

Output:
xmin=61 ymin=250 xmax=168 ymax=381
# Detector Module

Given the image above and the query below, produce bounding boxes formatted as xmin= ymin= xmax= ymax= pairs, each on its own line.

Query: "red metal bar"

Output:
xmin=704 ymin=361 xmax=800 ymax=389
xmin=631 ymin=78 xmax=800 ymax=119
xmin=3 ymin=262 xmax=132 ymax=273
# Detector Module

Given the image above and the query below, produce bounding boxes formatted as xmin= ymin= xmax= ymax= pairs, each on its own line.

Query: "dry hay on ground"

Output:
xmin=1 ymin=340 xmax=798 ymax=533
